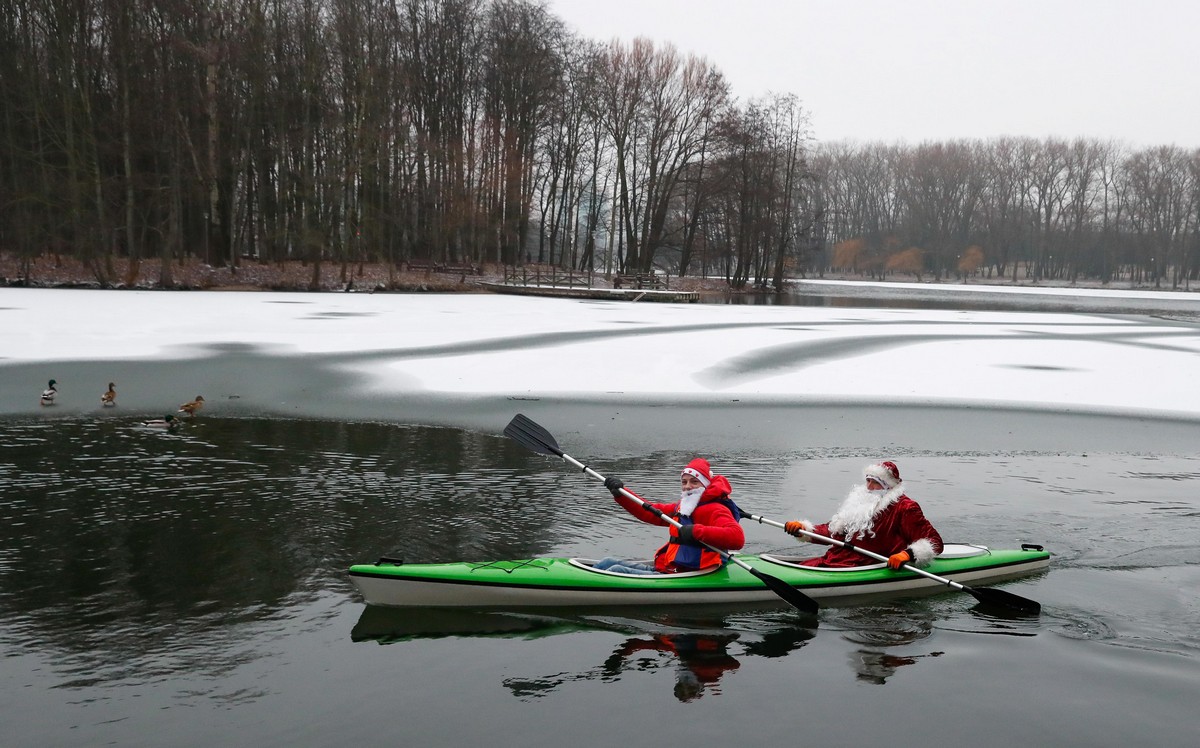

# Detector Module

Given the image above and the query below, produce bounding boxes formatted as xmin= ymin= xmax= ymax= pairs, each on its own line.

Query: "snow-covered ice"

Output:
xmin=3 ymin=285 xmax=1199 ymax=443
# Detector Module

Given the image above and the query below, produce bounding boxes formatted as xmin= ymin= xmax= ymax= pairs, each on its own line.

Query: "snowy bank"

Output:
xmin=3 ymin=286 xmax=1199 ymax=453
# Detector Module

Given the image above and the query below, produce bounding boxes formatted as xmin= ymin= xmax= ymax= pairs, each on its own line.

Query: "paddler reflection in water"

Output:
xmin=853 ymin=649 xmax=943 ymax=685
xmin=594 ymin=458 xmax=745 ymax=574
xmin=603 ymin=633 xmax=740 ymax=702
xmin=784 ymin=461 xmax=944 ymax=569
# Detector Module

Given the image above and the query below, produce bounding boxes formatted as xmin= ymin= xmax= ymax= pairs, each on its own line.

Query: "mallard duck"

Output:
xmin=40 ymin=379 xmax=57 ymax=406
xmin=101 ymin=382 xmax=117 ymax=407
xmin=178 ymin=395 xmax=205 ymax=417
xmin=142 ymin=414 xmax=178 ymax=429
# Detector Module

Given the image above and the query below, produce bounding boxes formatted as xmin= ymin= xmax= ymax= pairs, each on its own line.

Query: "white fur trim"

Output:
xmin=681 ymin=467 xmax=711 ymax=487
xmin=908 ymin=537 xmax=937 ymax=566
xmin=864 ymin=463 xmax=900 ymax=488
xmin=789 ymin=520 xmax=815 ymax=542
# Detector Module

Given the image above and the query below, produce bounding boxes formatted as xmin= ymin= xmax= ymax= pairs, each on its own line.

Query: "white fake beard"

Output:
xmin=827 ymin=484 xmax=901 ymax=540
xmin=679 ymin=487 xmax=704 ymax=516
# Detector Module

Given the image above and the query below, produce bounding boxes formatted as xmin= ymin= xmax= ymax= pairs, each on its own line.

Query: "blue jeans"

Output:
xmin=593 ymin=557 xmax=661 ymax=575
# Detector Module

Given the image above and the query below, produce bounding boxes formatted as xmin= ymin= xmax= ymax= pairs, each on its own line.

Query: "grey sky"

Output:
xmin=547 ymin=0 xmax=1199 ymax=148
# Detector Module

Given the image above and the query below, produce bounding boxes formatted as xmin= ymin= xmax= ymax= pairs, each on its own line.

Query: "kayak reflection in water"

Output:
xmin=593 ymin=458 xmax=745 ymax=575
xmin=603 ymin=633 xmax=741 ymax=702
xmin=784 ymin=461 xmax=944 ymax=569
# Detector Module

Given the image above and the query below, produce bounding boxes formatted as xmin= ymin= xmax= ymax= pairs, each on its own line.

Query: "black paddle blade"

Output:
xmin=747 ymin=566 xmax=819 ymax=615
xmin=966 ymin=585 xmax=1041 ymax=615
xmin=503 ymin=414 xmax=564 ymax=457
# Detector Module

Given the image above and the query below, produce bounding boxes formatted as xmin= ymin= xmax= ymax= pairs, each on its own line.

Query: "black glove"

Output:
xmin=604 ymin=476 xmax=624 ymax=497
xmin=676 ymin=524 xmax=695 ymax=544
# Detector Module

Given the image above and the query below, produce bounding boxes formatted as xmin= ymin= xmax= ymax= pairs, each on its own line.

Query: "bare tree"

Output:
xmin=1123 ymin=145 xmax=1192 ymax=288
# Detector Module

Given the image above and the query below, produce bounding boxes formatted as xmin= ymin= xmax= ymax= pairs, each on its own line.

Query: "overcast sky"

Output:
xmin=546 ymin=0 xmax=1200 ymax=149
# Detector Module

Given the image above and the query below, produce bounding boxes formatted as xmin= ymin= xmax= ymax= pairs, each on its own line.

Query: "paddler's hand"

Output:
xmin=676 ymin=524 xmax=695 ymax=544
xmin=784 ymin=520 xmax=812 ymax=538
xmin=604 ymin=476 xmax=624 ymax=497
xmin=887 ymin=549 xmax=913 ymax=570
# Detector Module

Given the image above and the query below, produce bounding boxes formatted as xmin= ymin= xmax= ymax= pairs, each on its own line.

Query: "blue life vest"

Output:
xmin=664 ymin=498 xmax=742 ymax=571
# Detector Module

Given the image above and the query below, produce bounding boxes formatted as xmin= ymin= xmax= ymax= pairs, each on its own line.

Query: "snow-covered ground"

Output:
xmin=3 ymin=285 xmax=1199 ymax=446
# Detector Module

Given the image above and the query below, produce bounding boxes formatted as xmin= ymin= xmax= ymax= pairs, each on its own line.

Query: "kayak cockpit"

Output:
xmin=759 ymin=543 xmax=992 ymax=571
xmin=567 ymin=558 xmax=722 ymax=579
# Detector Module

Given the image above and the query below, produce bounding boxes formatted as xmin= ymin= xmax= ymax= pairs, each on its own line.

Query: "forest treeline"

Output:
xmin=2 ymin=0 xmax=1198 ymax=290
xmin=819 ymin=138 xmax=1199 ymax=288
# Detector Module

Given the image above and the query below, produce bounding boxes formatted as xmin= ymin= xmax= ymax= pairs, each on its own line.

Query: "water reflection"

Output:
xmin=714 ymin=291 xmax=967 ymax=310
xmin=350 ymin=606 xmax=589 ymax=643
xmin=493 ymin=632 xmax=750 ymax=701
xmin=504 ymin=617 xmax=816 ymax=702
xmin=0 ymin=416 xmax=567 ymax=675
xmin=714 ymin=281 xmax=1200 ymax=316
xmin=827 ymin=604 xmax=940 ymax=685
xmin=600 ymin=632 xmax=743 ymax=701
xmin=849 ymin=649 xmax=944 ymax=685
xmin=352 ymin=603 xmax=817 ymax=700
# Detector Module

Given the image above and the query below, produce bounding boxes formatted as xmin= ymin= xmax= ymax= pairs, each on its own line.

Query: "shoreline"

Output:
xmin=2 ymin=254 xmax=1196 ymax=296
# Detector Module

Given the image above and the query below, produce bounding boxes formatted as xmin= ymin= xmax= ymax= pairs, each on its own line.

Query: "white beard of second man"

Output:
xmin=827 ymin=484 xmax=906 ymax=541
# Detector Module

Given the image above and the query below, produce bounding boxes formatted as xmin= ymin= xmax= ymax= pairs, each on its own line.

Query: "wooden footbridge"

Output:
xmin=486 ymin=265 xmax=699 ymax=303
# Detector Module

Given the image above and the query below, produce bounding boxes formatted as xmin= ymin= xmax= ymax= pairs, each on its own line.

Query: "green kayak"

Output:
xmin=348 ymin=543 xmax=1049 ymax=609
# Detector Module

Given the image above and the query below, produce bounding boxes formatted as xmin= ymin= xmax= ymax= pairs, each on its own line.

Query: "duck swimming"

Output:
xmin=178 ymin=396 xmax=205 ymax=417
xmin=142 ymin=414 xmax=178 ymax=429
xmin=101 ymin=382 xmax=117 ymax=407
xmin=40 ymin=379 xmax=57 ymax=406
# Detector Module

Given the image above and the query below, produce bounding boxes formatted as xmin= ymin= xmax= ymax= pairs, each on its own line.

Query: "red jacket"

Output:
xmin=614 ymin=476 xmax=745 ymax=572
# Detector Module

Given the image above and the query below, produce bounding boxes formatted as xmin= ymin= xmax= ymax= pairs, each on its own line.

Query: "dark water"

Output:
xmin=2 ymin=411 xmax=1198 ymax=746
xmin=719 ymin=279 xmax=1200 ymax=318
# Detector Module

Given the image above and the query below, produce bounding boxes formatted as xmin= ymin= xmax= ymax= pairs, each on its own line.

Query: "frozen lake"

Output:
xmin=2 ymin=285 xmax=1198 ymax=746
xmin=4 ymin=284 xmax=1200 ymax=445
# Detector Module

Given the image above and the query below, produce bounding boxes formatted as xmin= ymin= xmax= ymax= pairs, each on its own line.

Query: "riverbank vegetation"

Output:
xmin=2 ymin=0 xmax=1198 ymax=292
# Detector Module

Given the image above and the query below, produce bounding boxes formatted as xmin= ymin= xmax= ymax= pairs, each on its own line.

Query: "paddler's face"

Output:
xmin=681 ymin=474 xmax=705 ymax=491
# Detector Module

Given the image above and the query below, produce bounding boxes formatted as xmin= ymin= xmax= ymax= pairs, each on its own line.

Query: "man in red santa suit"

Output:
xmin=592 ymin=458 xmax=745 ymax=575
xmin=783 ymin=461 xmax=943 ymax=569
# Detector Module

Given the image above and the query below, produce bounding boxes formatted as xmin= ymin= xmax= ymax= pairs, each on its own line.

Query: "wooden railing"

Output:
xmin=405 ymin=260 xmax=481 ymax=276
xmin=503 ymin=264 xmax=595 ymax=288
xmin=613 ymin=273 xmax=669 ymax=290
xmin=437 ymin=262 xmax=481 ymax=276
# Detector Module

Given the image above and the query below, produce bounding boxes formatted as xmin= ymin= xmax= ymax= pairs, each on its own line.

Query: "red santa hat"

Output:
xmin=864 ymin=461 xmax=901 ymax=488
xmin=681 ymin=458 xmax=713 ymax=488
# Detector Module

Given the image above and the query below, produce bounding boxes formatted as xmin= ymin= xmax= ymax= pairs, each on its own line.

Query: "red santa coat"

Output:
xmin=801 ymin=492 xmax=943 ymax=568
xmin=614 ymin=476 xmax=745 ymax=572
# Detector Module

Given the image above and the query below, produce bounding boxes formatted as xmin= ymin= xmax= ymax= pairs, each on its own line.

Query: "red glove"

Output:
xmin=887 ymin=549 xmax=913 ymax=570
xmin=784 ymin=520 xmax=811 ymax=537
